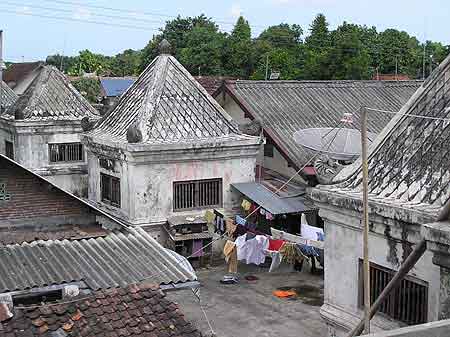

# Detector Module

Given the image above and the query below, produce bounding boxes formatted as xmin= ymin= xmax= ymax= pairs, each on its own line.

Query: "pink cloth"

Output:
xmin=192 ymin=240 xmax=204 ymax=257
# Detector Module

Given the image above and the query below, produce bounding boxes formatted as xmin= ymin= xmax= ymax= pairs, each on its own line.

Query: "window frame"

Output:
xmin=48 ymin=142 xmax=84 ymax=163
xmin=359 ymin=260 xmax=428 ymax=325
xmin=5 ymin=140 xmax=14 ymax=160
xmin=100 ymin=173 xmax=121 ymax=207
xmin=173 ymin=178 xmax=223 ymax=211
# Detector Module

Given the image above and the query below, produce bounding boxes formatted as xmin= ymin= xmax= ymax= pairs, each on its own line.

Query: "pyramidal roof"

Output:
xmin=0 ymin=80 xmax=18 ymax=111
xmin=315 ymin=53 xmax=450 ymax=219
xmin=1 ymin=65 xmax=99 ymax=121
xmin=89 ymin=40 xmax=240 ymax=144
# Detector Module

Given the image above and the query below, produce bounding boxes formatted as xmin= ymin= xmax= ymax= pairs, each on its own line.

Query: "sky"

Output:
xmin=0 ymin=0 xmax=449 ymax=62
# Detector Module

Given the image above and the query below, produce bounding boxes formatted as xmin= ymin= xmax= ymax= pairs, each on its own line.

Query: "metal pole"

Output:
xmin=347 ymin=239 xmax=427 ymax=337
xmin=265 ymin=54 xmax=269 ymax=81
xmin=422 ymin=42 xmax=426 ymax=80
xmin=360 ymin=106 xmax=370 ymax=335
xmin=0 ymin=30 xmax=3 ymax=114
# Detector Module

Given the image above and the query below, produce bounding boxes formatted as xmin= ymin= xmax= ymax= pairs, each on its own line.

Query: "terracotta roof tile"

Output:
xmin=3 ymin=283 xmax=201 ymax=336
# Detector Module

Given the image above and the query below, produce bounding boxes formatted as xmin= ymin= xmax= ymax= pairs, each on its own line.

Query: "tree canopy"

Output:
xmin=45 ymin=13 xmax=449 ymax=81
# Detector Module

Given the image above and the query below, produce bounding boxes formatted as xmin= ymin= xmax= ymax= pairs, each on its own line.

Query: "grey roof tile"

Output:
xmin=2 ymin=65 xmax=99 ymax=121
xmin=318 ymin=54 xmax=450 ymax=219
xmin=0 ymin=227 xmax=197 ymax=294
xmin=90 ymin=54 xmax=241 ymax=144
xmin=0 ymin=80 xmax=17 ymax=110
xmin=226 ymin=80 xmax=422 ymax=168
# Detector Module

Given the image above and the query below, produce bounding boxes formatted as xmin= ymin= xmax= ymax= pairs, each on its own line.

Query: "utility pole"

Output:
xmin=422 ymin=42 xmax=426 ymax=80
xmin=0 ymin=30 xmax=3 ymax=114
xmin=429 ymin=54 xmax=433 ymax=77
xmin=265 ymin=54 xmax=269 ymax=81
xmin=360 ymin=106 xmax=370 ymax=335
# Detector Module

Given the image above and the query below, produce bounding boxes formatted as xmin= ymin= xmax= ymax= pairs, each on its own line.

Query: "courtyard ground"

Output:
xmin=166 ymin=263 xmax=327 ymax=337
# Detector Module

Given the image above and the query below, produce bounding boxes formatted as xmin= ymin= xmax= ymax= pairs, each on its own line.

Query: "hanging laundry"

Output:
xmin=296 ymin=244 xmax=319 ymax=257
xmin=241 ymin=199 xmax=251 ymax=211
xmin=235 ymin=234 xmax=269 ymax=265
xmin=225 ymin=219 xmax=237 ymax=237
xmin=223 ymin=240 xmax=238 ymax=274
xmin=266 ymin=212 xmax=274 ymax=221
xmin=191 ymin=240 xmax=204 ymax=257
xmin=268 ymin=239 xmax=285 ymax=251
xmin=259 ymin=208 xmax=266 ymax=216
xmin=249 ymin=203 xmax=257 ymax=213
xmin=300 ymin=214 xmax=324 ymax=241
xmin=245 ymin=222 xmax=257 ymax=231
xmin=215 ymin=216 xmax=225 ymax=234
xmin=236 ymin=215 xmax=247 ymax=226
xmin=234 ymin=224 xmax=247 ymax=238
xmin=205 ymin=210 xmax=215 ymax=224
xmin=266 ymin=250 xmax=282 ymax=272
xmin=317 ymin=232 xmax=325 ymax=241
xmin=279 ymin=242 xmax=304 ymax=265
xmin=245 ymin=232 xmax=256 ymax=241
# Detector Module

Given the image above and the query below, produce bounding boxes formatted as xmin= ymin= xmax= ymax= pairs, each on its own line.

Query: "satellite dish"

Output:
xmin=293 ymin=127 xmax=377 ymax=161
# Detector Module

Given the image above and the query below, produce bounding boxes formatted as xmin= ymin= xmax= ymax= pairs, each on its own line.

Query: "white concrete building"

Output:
xmin=312 ymin=54 xmax=450 ymax=336
xmin=0 ymin=65 xmax=99 ymax=196
xmin=82 ymin=40 xmax=261 ymax=239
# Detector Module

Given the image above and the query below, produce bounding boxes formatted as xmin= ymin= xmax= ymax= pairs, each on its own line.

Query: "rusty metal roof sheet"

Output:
xmin=1 ymin=65 xmax=99 ymax=121
xmin=0 ymin=227 xmax=197 ymax=294
xmin=224 ymin=80 xmax=422 ymax=168
xmin=0 ymin=80 xmax=17 ymax=111
xmin=89 ymin=53 xmax=241 ymax=144
xmin=315 ymin=54 xmax=450 ymax=220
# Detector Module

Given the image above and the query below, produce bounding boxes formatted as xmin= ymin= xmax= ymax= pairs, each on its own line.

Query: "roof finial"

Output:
xmin=158 ymin=39 xmax=171 ymax=55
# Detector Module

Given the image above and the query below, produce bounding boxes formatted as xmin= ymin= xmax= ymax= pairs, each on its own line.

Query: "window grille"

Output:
xmin=5 ymin=141 xmax=13 ymax=160
xmin=101 ymin=173 xmax=120 ymax=207
xmin=49 ymin=143 xmax=83 ymax=162
xmin=173 ymin=178 xmax=222 ymax=211
xmin=0 ymin=182 xmax=10 ymax=201
xmin=360 ymin=261 xmax=428 ymax=325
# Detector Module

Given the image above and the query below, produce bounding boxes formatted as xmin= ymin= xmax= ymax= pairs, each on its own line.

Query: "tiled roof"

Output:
xmin=2 ymin=283 xmax=202 ymax=337
xmin=0 ymin=227 xmax=197 ymax=294
xmin=89 ymin=51 xmax=240 ymax=144
xmin=0 ymin=80 xmax=18 ymax=110
xmin=224 ymin=80 xmax=422 ymax=168
xmin=100 ymin=77 xmax=137 ymax=97
xmin=315 ymin=54 xmax=450 ymax=220
xmin=2 ymin=61 xmax=43 ymax=87
xmin=2 ymin=65 xmax=99 ymax=121
xmin=194 ymin=76 xmax=234 ymax=96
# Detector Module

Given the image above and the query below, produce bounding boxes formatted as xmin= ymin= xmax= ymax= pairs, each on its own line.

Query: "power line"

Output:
xmin=0 ymin=7 xmax=160 ymax=32
xmin=366 ymin=106 xmax=450 ymax=122
xmin=2 ymin=1 xmax=167 ymax=26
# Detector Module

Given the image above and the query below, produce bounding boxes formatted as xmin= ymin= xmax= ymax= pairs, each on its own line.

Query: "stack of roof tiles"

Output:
xmin=0 ymin=80 xmax=17 ymax=111
xmin=1 ymin=283 xmax=202 ymax=337
xmin=224 ymin=80 xmax=422 ymax=168
xmin=315 ymin=54 xmax=450 ymax=221
xmin=89 ymin=43 xmax=241 ymax=144
xmin=1 ymin=65 xmax=99 ymax=121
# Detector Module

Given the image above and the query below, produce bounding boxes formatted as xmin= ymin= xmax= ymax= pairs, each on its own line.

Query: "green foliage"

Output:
xmin=44 ymin=13 xmax=449 ymax=81
xmin=71 ymin=77 xmax=101 ymax=103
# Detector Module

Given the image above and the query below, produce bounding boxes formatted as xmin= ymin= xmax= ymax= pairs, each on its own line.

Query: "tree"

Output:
xmin=223 ymin=16 xmax=253 ymax=78
xmin=110 ymin=49 xmax=141 ymax=76
xmin=45 ymin=54 xmax=78 ymax=73
xmin=303 ymin=14 xmax=332 ymax=79
xmin=68 ymin=50 xmax=110 ymax=76
xmin=71 ymin=77 xmax=101 ymax=103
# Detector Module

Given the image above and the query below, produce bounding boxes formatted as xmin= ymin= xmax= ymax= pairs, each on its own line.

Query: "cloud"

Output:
xmin=73 ymin=7 xmax=92 ymax=20
xmin=17 ymin=6 xmax=32 ymax=15
xmin=271 ymin=0 xmax=336 ymax=6
xmin=230 ymin=4 xmax=243 ymax=19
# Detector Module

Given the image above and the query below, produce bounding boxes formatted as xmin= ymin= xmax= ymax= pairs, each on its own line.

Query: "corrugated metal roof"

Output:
xmin=225 ymin=80 xmax=422 ymax=168
xmin=231 ymin=182 xmax=315 ymax=215
xmin=0 ymin=80 xmax=17 ymax=110
xmin=89 ymin=53 xmax=242 ymax=144
xmin=0 ymin=227 xmax=197 ymax=293
xmin=319 ymin=54 xmax=450 ymax=219
xmin=100 ymin=77 xmax=136 ymax=97
xmin=2 ymin=65 xmax=99 ymax=121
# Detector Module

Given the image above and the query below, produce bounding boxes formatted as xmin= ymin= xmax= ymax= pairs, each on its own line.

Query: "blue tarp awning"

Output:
xmin=100 ymin=78 xmax=136 ymax=97
xmin=231 ymin=182 xmax=316 ymax=215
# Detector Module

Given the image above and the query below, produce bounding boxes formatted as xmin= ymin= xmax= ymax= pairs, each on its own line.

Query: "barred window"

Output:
xmin=360 ymin=261 xmax=428 ymax=325
xmin=173 ymin=178 xmax=222 ymax=211
xmin=49 ymin=143 xmax=83 ymax=162
xmin=101 ymin=173 xmax=120 ymax=207
xmin=5 ymin=141 xmax=14 ymax=160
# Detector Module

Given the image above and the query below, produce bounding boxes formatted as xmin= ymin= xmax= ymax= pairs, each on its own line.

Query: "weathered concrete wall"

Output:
xmin=0 ymin=121 xmax=89 ymax=196
xmin=219 ymin=92 xmax=302 ymax=180
xmin=318 ymin=203 xmax=441 ymax=337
